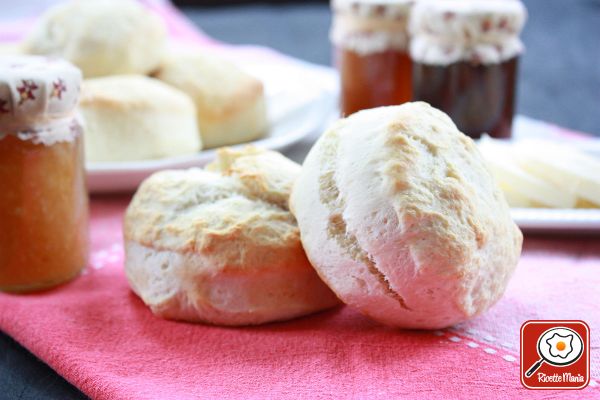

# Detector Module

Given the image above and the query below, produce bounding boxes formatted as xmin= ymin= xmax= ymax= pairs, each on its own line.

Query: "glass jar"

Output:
xmin=331 ymin=0 xmax=415 ymax=116
xmin=0 ymin=56 xmax=88 ymax=293
xmin=409 ymin=0 xmax=527 ymax=139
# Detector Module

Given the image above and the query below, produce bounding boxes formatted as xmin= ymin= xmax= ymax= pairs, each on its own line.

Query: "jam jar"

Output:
xmin=0 ymin=56 xmax=88 ymax=293
xmin=331 ymin=0 xmax=415 ymax=116
xmin=410 ymin=0 xmax=527 ymax=139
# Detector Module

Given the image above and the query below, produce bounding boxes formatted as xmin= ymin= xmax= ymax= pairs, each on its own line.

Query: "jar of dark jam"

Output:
xmin=331 ymin=0 xmax=415 ymax=116
xmin=409 ymin=0 xmax=527 ymax=139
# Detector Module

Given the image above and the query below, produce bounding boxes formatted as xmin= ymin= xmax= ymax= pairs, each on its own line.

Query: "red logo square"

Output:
xmin=521 ymin=320 xmax=590 ymax=390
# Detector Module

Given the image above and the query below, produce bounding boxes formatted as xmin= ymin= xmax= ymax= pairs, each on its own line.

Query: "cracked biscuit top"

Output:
xmin=124 ymin=146 xmax=302 ymax=270
xmin=290 ymin=102 xmax=522 ymax=329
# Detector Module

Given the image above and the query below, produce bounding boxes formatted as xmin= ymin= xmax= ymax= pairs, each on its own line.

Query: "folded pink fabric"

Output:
xmin=1 ymin=196 xmax=599 ymax=399
xmin=1 ymin=2 xmax=599 ymax=399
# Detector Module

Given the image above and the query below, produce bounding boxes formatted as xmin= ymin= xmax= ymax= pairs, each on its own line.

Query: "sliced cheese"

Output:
xmin=478 ymin=137 xmax=577 ymax=208
xmin=499 ymin=182 xmax=533 ymax=208
xmin=515 ymin=140 xmax=600 ymax=207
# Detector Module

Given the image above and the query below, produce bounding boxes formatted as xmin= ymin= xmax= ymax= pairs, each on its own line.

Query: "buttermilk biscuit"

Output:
xmin=124 ymin=147 xmax=340 ymax=326
xmin=23 ymin=0 xmax=166 ymax=78
xmin=290 ymin=102 xmax=522 ymax=329
xmin=80 ymin=75 xmax=201 ymax=162
xmin=154 ymin=50 xmax=268 ymax=149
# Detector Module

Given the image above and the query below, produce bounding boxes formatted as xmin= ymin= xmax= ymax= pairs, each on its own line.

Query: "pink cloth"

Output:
xmin=1 ymin=2 xmax=599 ymax=399
xmin=1 ymin=197 xmax=599 ymax=399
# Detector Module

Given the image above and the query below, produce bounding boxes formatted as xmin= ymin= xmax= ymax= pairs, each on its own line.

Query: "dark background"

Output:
xmin=176 ymin=0 xmax=600 ymax=136
xmin=1 ymin=1 xmax=599 ymax=400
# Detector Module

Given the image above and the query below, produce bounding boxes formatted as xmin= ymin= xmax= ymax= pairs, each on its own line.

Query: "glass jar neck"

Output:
xmin=0 ymin=114 xmax=82 ymax=146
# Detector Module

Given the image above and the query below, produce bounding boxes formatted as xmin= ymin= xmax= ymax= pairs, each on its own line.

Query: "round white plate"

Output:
xmin=511 ymin=208 xmax=600 ymax=233
xmin=87 ymin=59 xmax=338 ymax=193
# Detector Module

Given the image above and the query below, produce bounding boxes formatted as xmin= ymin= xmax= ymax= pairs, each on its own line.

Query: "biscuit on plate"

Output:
xmin=154 ymin=50 xmax=268 ymax=149
xmin=290 ymin=102 xmax=523 ymax=329
xmin=23 ymin=0 xmax=166 ymax=77
xmin=80 ymin=75 xmax=201 ymax=162
xmin=124 ymin=147 xmax=340 ymax=326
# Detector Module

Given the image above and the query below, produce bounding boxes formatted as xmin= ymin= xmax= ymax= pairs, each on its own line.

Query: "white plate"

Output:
xmin=511 ymin=208 xmax=600 ymax=233
xmin=86 ymin=59 xmax=338 ymax=193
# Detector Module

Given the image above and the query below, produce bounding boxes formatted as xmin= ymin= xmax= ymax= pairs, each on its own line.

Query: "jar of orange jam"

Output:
xmin=410 ymin=0 xmax=527 ymax=139
xmin=330 ymin=0 xmax=415 ymax=116
xmin=0 ymin=56 xmax=88 ymax=293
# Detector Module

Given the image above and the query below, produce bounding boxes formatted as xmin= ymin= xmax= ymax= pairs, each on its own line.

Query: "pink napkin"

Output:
xmin=1 ymin=197 xmax=599 ymax=399
xmin=1 ymin=2 xmax=599 ymax=399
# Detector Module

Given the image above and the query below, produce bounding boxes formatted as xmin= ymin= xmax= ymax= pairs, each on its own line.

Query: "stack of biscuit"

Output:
xmin=22 ymin=0 xmax=268 ymax=162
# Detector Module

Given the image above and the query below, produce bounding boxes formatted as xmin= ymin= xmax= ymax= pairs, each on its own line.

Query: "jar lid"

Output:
xmin=331 ymin=0 xmax=415 ymax=55
xmin=409 ymin=0 xmax=527 ymax=65
xmin=0 ymin=55 xmax=82 ymax=126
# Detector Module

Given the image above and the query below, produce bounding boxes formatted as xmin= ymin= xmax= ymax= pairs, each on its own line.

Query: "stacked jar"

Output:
xmin=0 ymin=56 xmax=88 ymax=292
xmin=410 ymin=0 xmax=527 ymax=139
xmin=330 ymin=0 xmax=415 ymax=116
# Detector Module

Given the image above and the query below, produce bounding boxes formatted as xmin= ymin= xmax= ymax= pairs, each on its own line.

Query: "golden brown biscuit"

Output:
xmin=124 ymin=147 xmax=340 ymax=325
xmin=23 ymin=0 xmax=166 ymax=78
xmin=155 ymin=50 xmax=268 ymax=149
xmin=80 ymin=75 xmax=202 ymax=162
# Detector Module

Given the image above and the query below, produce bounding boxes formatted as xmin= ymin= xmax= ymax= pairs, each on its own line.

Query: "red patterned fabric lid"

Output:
xmin=0 ymin=55 xmax=82 ymax=128
xmin=410 ymin=0 xmax=527 ymax=65
xmin=331 ymin=0 xmax=415 ymax=54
